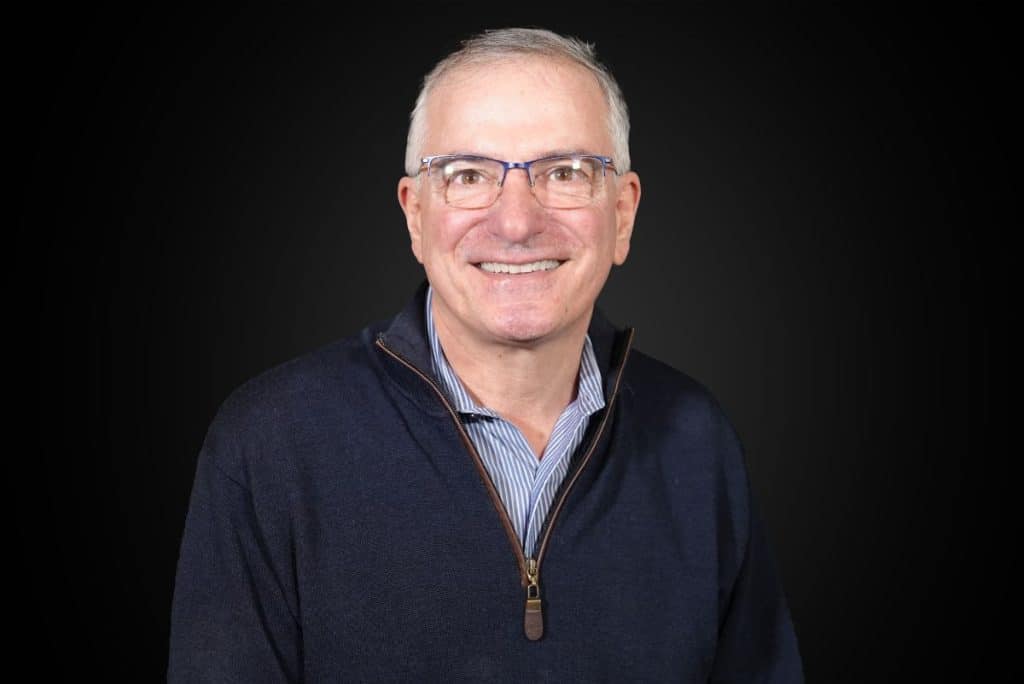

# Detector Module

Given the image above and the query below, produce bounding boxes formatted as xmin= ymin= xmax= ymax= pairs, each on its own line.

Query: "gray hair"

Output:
xmin=403 ymin=27 xmax=631 ymax=177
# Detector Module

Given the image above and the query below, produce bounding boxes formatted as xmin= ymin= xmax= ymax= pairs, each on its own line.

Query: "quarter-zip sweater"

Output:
xmin=168 ymin=281 xmax=804 ymax=682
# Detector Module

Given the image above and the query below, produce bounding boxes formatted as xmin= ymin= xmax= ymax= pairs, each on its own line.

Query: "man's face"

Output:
xmin=398 ymin=56 xmax=641 ymax=348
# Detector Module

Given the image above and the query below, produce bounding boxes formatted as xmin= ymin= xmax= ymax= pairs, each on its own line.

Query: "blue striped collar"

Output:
xmin=425 ymin=285 xmax=605 ymax=418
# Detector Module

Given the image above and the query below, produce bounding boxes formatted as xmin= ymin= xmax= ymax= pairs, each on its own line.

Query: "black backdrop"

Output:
xmin=17 ymin=5 xmax=1015 ymax=681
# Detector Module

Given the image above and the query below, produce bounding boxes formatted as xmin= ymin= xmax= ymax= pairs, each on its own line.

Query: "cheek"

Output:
xmin=421 ymin=211 xmax=479 ymax=258
xmin=539 ymin=207 xmax=605 ymax=251
xmin=571 ymin=210 xmax=617 ymax=255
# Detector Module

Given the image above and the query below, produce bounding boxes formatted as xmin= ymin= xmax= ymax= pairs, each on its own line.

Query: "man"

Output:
xmin=169 ymin=28 xmax=803 ymax=682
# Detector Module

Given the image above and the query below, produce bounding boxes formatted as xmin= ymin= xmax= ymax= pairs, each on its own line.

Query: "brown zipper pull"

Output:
xmin=524 ymin=557 xmax=543 ymax=640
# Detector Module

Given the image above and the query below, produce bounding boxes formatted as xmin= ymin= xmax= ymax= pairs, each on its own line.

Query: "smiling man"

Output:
xmin=169 ymin=28 xmax=803 ymax=682
xmin=397 ymin=50 xmax=639 ymax=464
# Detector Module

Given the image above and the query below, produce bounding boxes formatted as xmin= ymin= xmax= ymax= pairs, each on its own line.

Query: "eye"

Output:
xmin=451 ymin=169 xmax=485 ymax=186
xmin=543 ymin=159 xmax=594 ymax=184
xmin=549 ymin=166 xmax=580 ymax=182
xmin=442 ymin=159 xmax=498 ymax=187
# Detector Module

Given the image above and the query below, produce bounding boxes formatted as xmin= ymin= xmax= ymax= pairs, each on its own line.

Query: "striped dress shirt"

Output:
xmin=425 ymin=286 xmax=605 ymax=557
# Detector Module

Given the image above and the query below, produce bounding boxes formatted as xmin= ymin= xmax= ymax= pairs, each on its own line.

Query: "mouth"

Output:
xmin=475 ymin=259 xmax=564 ymax=274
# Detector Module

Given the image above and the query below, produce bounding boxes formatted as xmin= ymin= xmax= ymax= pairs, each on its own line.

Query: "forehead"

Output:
xmin=423 ymin=56 xmax=611 ymax=160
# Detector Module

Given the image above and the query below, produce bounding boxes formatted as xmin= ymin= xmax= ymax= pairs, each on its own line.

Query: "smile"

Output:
xmin=476 ymin=259 xmax=563 ymax=274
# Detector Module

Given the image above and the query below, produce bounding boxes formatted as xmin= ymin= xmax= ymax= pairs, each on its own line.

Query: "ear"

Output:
xmin=612 ymin=171 xmax=641 ymax=265
xmin=397 ymin=175 xmax=425 ymax=264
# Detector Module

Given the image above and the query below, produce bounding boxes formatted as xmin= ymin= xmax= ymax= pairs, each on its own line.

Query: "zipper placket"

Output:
xmin=375 ymin=328 xmax=634 ymax=640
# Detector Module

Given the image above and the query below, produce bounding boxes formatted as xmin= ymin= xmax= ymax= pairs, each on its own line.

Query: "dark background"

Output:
xmin=16 ymin=4 xmax=1015 ymax=681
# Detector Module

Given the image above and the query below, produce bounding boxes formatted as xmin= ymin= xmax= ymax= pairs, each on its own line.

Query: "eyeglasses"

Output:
xmin=418 ymin=153 xmax=617 ymax=209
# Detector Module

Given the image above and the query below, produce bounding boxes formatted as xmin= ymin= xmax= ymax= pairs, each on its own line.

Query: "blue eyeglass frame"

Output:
xmin=419 ymin=153 xmax=618 ymax=186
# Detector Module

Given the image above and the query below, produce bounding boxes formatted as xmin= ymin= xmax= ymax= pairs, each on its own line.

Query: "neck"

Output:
xmin=432 ymin=299 xmax=590 ymax=457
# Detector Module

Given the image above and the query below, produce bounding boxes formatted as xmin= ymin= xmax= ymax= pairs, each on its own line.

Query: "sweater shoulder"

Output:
xmin=623 ymin=347 xmax=730 ymax=421
xmin=198 ymin=328 xmax=380 ymax=485
xmin=221 ymin=334 xmax=367 ymax=421
xmin=621 ymin=347 xmax=749 ymax=482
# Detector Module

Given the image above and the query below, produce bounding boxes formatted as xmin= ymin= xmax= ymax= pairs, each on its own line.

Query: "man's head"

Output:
xmin=397 ymin=28 xmax=641 ymax=348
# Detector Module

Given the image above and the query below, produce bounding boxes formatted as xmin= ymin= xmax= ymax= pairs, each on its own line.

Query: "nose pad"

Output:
xmin=497 ymin=167 xmax=537 ymax=205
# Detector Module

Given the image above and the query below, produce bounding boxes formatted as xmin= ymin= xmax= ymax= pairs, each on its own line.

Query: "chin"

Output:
xmin=486 ymin=311 xmax=563 ymax=345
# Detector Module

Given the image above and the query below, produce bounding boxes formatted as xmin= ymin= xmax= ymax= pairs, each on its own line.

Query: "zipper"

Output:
xmin=524 ymin=557 xmax=542 ymax=639
xmin=531 ymin=327 xmax=635 ymax=579
xmin=375 ymin=328 xmax=634 ymax=640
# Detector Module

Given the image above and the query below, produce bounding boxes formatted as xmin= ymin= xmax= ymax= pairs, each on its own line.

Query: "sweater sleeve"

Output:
xmin=168 ymin=423 xmax=303 ymax=683
xmin=708 ymin=496 xmax=803 ymax=683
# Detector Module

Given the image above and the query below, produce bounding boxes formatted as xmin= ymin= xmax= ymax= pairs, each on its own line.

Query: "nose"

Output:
xmin=490 ymin=167 xmax=545 ymax=243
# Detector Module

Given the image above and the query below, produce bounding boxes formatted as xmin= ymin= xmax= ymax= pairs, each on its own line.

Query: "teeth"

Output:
xmin=479 ymin=260 xmax=561 ymax=274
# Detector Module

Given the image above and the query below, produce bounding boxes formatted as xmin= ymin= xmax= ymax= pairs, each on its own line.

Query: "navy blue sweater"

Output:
xmin=168 ymin=282 xmax=803 ymax=682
